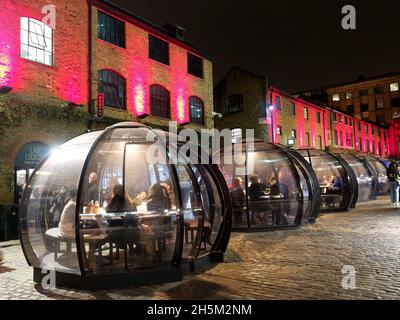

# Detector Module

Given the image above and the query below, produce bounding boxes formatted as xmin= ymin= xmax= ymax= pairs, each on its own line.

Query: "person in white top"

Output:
xmin=58 ymin=190 xmax=77 ymax=238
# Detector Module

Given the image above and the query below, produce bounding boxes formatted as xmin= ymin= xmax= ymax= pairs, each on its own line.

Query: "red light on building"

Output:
xmin=97 ymin=93 xmax=104 ymax=118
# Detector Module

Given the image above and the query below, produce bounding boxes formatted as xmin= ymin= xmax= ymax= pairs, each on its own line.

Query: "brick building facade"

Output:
xmin=299 ymin=72 xmax=400 ymax=126
xmin=214 ymin=67 xmax=269 ymax=141
xmin=0 ymin=0 xmax=214 ymax=239
xmin=214 ymin=67 xmax=392 ymax=158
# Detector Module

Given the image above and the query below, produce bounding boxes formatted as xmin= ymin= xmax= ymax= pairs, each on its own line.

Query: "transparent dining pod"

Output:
xmin=218 ymin=140 xmax=320 ymax=231
xmin=336 ymin=153 xmax=379 ymax=206
xmin=298 ymin=150 xmax=356 ymax=212
xmin=19 ymin=123 xmax=232 ymax=290
xmin=356 ymin=155 xmax=389 ymax=196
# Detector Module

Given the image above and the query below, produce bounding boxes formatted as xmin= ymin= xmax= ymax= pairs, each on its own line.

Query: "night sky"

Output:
xmin=110 ymin=0 xmax=400 ymax=93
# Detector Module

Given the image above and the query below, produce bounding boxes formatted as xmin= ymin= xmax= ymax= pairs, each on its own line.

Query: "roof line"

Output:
xmin=93 ymin=0 xmax=208 ymax=59
xmin=295 ymin=70 xmax=400 ymax=94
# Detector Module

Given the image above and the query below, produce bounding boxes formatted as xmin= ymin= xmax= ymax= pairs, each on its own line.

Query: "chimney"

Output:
xmin=163 ymin=22 xmax=186 ymax=41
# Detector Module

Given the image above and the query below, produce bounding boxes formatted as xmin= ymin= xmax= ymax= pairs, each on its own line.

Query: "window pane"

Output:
xmin=21 ymin=17 xmax=28 ymax=30
xmin=36 ymin=49 xmax=45 ymax=64
xmin=21 ymin=29 xmax=28 ymax=45
xmin=21 ymin=44 xmax=28 ymax=59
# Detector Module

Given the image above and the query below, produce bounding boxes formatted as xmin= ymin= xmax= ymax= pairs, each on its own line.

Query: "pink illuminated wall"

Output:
xmin=0 ymin=0 xmax=88 ymax=105
xmin=388 ymin=120 xmax=400 ymax=159
xmin=92 ymin=2 xmax=210 ymax=126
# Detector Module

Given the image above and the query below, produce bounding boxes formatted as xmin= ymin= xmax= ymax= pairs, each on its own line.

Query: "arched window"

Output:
xmin=150 ymin=85 xmax=170 ymax=119
xmin=20 ymin=17 xmax=53 ymax=66
xmin=98 ymin=69 xmax=126 ymax=109
xmin=189 ymin=96 xmax=204 ymax=125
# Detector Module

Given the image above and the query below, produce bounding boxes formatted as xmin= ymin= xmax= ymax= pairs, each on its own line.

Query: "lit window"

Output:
xmin=291 ymin=129 xmax=297 ymax=139
xmin=304 ymin=107 xmax=309 ymax=120
xmin=276 ymin=126 xmax=282 ymax=135
xmin=332 ymin=94 xmax=340 ymax=102
xmin=231 ymin=128 xmax=242 ymax=144
xmin=189 ymin=96 xmax=204 ymax=125
xmin=98 ymin=69 xmax=126 ymax=109
xmin=346 ymin=92 xmax=353 ymax=99
xmin=390 ymin=82 xmax=399 ymax=92
xmin=20 ymin=17 xmax=53 ymax=66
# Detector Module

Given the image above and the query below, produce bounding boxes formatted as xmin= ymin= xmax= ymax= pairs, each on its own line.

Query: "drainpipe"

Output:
xmin=87 ymin=0 xmax=94 ymax=131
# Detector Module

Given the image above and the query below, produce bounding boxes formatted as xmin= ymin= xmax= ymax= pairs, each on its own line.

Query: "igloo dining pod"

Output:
xmin=19 ymin=122 xmax=232 ymax=290
xmin=355 ymin=155 xmax=389 ymax=196
xmin=218 ymin=140 xmax=320 ymax=232
xmin=336 ymin=153 xmax=379 ymax=206
xmin=298 ymin=150 xmax=356 ymax=212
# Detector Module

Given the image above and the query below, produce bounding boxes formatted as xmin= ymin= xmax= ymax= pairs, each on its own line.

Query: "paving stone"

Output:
xmin=1 ymin=198 xmax=400 ymax=299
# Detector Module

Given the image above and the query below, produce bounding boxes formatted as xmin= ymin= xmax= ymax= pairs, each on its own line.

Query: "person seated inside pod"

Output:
xmin=106 ymin=184 xmax=155 ymax=261
xmin=161 ymin=181 xmax=176 ymax=210
xmin=248 ymin=174 xmax=270 ymax=225
xmin=58 ymin=189 xmax=78 ymax=238
xmin=324 ymin=174 xmax=343 ymax=208
xmin=248 ymin=174 xmax=268 ymax=201
xmin=268 ymin=176 xmax=289 ymax=226
xmin=331 ymin=175 xmax=344 ymax=192
xmin=230 ymin=177 xmax=246 ymax=226
xmin=146 ymin=183 xmax=170 ymax=212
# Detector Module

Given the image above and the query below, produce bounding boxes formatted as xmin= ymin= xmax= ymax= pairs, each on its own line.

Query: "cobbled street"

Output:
xmin=1 ymin=197 xmax=400 ymax=300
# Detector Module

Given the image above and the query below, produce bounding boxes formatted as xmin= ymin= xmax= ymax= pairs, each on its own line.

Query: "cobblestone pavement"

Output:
xmin=1 ymin=197 xmax=400 ymax=300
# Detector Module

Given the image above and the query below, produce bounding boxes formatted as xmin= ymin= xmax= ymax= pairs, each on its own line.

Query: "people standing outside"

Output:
xmin=387 ymin=160 xmax=400 ymax=206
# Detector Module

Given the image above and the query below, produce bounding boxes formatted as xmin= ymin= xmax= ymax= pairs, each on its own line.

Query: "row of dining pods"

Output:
xmin=218 ymin=140 xmax=390 ymax=232
xmin=19 ymin=123 xmax=390 ymax=289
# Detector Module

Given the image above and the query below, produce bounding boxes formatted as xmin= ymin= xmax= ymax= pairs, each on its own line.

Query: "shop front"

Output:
xmin=0 ymin=141 xmax=50 ymax=241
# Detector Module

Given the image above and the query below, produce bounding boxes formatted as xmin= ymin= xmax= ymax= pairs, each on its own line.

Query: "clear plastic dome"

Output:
xmin=356 ymin=155 xmax=389 ymax=196
xmin=19 ymin=123 xmax=232 ymax=289
xmin=337 ymin=153 xmax=378 ymax=203
xmin=298 ymin=150 xmax=356 ymax=212
xmin=218 ymin=141 xmax=320 ymax=231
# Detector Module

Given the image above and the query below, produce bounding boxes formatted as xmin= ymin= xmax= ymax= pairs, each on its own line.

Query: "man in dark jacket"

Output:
xmin=387 ymin=161 xmax=400 ymax=206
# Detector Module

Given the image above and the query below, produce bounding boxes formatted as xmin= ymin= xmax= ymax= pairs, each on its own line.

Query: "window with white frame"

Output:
xmin=390 ymin=82 xmax=399 ymax=92
xmin=20 ymin=17 xmax=53 ymax=66
xmin=332 ymin=93 xmax=340 ymax=102
xmin=231 ymin=128 xmax=242 ymax=144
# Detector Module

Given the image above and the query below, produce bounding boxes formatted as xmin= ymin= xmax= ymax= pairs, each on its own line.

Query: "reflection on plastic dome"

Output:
xmin=219 ymin=141 xmax=320 ymax=231
xmin=19 ymin=123 xmax=231 ymax=288
xmin=298 ymin=150 xmax=355 ymax=212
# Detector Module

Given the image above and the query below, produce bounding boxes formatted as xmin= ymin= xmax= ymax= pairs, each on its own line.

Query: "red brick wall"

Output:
xmin=0 ymin=0 xmax=89 ymax=106
xmin=91 ymin=5 xmax=214 ymax=129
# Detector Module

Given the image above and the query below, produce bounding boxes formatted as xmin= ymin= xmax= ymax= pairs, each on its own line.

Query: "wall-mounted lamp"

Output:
xmin=0 ymin=86 xmax=13 ymax=95
xmin=268 ymin=105 xmax=274 ymax=111
xmin=211 ymin=112 xmax=223 ymax=120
